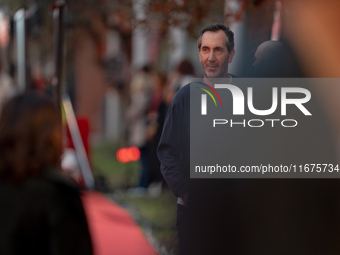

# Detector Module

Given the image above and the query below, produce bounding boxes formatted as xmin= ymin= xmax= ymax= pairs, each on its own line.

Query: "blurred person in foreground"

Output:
xmin=0 ymin=92 xmax=93 ymax=255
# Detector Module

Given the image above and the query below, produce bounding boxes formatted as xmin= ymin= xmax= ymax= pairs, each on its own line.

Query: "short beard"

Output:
xmin=204 ymin=53 xmax=230 ymax=78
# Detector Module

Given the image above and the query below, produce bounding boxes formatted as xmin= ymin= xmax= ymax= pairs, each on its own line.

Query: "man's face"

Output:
xmin=199 ymin=30 xmax=235 ymax=78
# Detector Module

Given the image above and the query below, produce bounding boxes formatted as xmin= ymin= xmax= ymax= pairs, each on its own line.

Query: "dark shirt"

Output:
xmin=0 ymin=169 xmax=93 ymax=255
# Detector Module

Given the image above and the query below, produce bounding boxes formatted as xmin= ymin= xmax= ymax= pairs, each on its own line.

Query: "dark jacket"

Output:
xmin=0 ymin=169 xmax=93 ymax=255
xmin=157 ymin=79 xmax=340 ymax=254
xmin=157 ymin=84 xmax=190 ymax=199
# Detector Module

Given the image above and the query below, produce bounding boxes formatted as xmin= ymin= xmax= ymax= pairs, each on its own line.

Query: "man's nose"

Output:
xmin=208 ymin=52 xmax=216 ymax=61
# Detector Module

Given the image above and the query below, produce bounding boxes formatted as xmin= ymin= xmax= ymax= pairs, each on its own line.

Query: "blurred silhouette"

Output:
xmin=30 ymin=63 xmax=46 ymax=94
xmin=126 ymin=66 xmax=152 ymax=190
xmin=251 ymin=40 xmax=302 ymax=77
xmin=0 ymin=92 xmax=93 ymax=255
xmin=167 ymin=59 xmax=196 ymax=93
xmin=146 ymin=71 xmax=167 ymax=192
xmin=0 ymin=57 xmax=16 ymax=116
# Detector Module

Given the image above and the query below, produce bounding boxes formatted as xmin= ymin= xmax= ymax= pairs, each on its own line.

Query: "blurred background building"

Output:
xmin=0 ymin=0 xmax=286 ymax=144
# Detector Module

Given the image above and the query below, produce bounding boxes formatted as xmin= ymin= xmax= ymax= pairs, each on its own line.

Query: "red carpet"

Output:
xmin=81 ymin=191 xmax=158 ymax=255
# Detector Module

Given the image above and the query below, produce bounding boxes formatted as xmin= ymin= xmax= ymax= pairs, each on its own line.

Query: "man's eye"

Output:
xmin=202 ymin=48 xmax=209 ymax=53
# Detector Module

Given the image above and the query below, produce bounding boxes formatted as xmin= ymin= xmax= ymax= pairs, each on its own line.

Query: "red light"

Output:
xmin=130 ymin=147 xmax=140 ymax=161
xmin=116 ymin=147 xmax=140 ymax=163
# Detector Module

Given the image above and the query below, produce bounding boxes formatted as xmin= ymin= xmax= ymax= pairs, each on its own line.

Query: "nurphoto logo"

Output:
xmin=198 ymin=82 xmax=312 ymax=128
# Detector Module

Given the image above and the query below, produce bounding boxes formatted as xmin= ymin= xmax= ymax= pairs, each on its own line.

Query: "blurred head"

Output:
xmin=253 ymin=41 xmax=284 ymax=66
xmin=198 ymin=24 xmax=235 ymax=78
xmin=130 ymin=66 xmax=153 ymax=94
xmin=177 ymin=59 xmax=195 ymax=76
xmin=253 ymin=40 xmax=302 ymax=77
xmin=0 ymin=92 xmax=62 ymax=182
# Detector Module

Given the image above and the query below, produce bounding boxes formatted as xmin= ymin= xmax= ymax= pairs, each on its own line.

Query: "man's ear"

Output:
xmin=228 ymin=49 xmax=235 ymax=63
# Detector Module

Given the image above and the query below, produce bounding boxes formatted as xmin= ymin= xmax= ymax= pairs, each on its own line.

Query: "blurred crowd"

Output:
xmin=126 ymin=60 xmax=196 ymax=195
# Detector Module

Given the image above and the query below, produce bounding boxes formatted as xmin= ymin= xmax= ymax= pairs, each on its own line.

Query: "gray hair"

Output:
xmin=197 ymin=23 xmax=234 ymax=53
